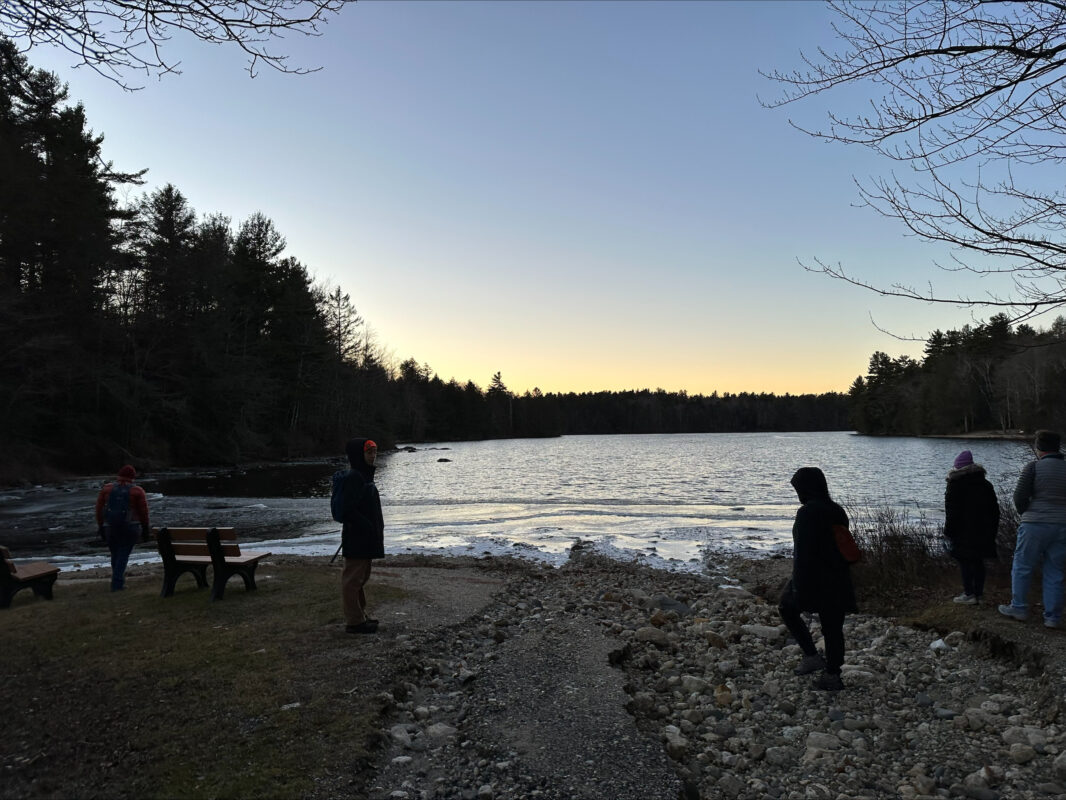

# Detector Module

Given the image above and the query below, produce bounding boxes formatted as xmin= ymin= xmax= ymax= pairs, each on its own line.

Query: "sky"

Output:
xmin=18 ymin=1 xmax=1018 ymax=396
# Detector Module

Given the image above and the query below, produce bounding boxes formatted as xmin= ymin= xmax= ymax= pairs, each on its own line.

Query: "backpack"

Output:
xmin=832 ymin=523 xmax=862 ymax=564
xmin=105 ymin=483 xmax=132 ymax=528
xmin=330 ymin=470 xmax=351 ymax=523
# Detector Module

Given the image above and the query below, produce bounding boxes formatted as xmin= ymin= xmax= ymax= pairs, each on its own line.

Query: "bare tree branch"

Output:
xmin=0 ymin=0 xmax=356 ymax=89
xmin=767 ymin=0 xmax=1066 ymax=320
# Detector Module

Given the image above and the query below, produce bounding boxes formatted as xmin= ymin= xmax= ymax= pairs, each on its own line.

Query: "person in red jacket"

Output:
xmin=94 ymin=465 xmax=150 ymax=591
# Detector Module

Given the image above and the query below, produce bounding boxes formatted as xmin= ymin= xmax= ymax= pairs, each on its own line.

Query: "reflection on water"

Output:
xmin=17 ymin=432 xmax=1035 ymax=573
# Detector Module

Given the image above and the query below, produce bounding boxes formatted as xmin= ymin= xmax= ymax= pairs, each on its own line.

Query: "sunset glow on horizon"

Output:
xmin=22 ymin=2 xmax=1023 ymax=398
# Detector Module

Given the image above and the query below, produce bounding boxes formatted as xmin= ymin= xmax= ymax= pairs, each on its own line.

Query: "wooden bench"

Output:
xmin=1 ymin=545 xmax=60 ymax=609
xmin=153 ymin=527 xmax=270 ymax=601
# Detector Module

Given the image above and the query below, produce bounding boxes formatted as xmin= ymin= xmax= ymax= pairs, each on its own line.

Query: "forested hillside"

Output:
xmin=0 ymin=40 xmax=849 ymax=479
xmin=850 ymin=314 xmax=1066 ymax=436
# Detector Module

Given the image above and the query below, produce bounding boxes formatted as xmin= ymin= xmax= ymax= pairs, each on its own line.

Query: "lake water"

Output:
xmin=368 ymin=431 xmax=1031 ymax=569
xmin=3 ymin=432 xmax=1035 ymax=572
xmin=153 ymin=431 xmax=1032 ymax=570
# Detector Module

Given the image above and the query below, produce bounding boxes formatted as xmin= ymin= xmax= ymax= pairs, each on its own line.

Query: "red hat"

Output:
xmin=364 ymin=440 xmax=377 ymax=451
xmin=118 ymin=465 xmax=136 ymax=480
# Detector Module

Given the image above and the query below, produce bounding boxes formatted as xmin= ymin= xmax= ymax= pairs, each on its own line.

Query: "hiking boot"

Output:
xmin=345 ymin=620 xmax=379 ymax=634
xmin=793 ymin=654 xmax=826 ymax=675
xmin=998 ymin=604 xmax=1028 ymax=622
xmin=813 ymin=672 xmax=844 ymax=691
xmin=952 ymin=593 xmax=977 ymax=605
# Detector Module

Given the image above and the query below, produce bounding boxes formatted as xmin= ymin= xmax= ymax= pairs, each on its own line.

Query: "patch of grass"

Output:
xmin=1 ymin=561 xmax=405 ymax=799
xmin=845 ymin=498 xmax=1017 ymax=618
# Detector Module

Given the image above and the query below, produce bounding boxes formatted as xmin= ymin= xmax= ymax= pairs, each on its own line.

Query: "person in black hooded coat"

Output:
xmin=778 ymin=466 xmax=857 ymax=691
xmin=337 ymin=437 xmax=385 ymax=634
xmin=943 ymin=449 xmax=999 ymax=605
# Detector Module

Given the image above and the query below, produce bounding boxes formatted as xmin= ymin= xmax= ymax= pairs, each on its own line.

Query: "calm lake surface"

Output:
xmin=154 ymin=431 xmax=1033 ymax=570
xmin=2 ymin=431 xmax=1034 ymax=571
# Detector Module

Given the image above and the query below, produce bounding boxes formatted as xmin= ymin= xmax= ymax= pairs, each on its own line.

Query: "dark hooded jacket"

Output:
xmin=788 ymin=467 xmax=857 ymax=614
xmin=338 ymin=438 xmax=385 ymax=560
xmin=944 ymin=463 xmax=999 ymax=560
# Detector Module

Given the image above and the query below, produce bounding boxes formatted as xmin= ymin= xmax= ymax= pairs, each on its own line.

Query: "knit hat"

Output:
xmin=117 ymin=465 xmax=136 ymax=480
xmin=1036 ymin=430 xmax=1061 ymax=453
xmin=953 ymin=450 xmax=973 ymax=470
xmin=364 ymin=439 xmax=377 ymax=451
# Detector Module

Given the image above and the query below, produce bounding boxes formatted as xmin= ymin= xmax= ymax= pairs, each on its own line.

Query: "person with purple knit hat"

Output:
xmin=943 ymin=450 xmax=999 ymax=605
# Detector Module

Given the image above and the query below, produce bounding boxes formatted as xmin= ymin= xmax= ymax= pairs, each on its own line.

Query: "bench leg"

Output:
xmin=30 ymin=574 xmax=56 ymax=601
xmin=1 ymin=585 xmax=15 ymax=609
xmin=210 ymin=572 xmax=228 ymax=601
xmin=161 ymin=567 xmax=178 ymax=598
xmin=162 ymin=565 xmax=209 ymax=597
xmin=240 ymin=564 xmax=259 ymax=592
xmin=188 ymin=564 xmax=208 ymax=590
xmin=210 ymin=565 xmax=259 ymax=601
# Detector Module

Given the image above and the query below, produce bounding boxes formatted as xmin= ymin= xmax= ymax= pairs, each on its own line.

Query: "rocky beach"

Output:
xmin=5 ymin=545 xmax=1066 ymax=799
xmin=341 ymin=548 xmax=1066 ymax=800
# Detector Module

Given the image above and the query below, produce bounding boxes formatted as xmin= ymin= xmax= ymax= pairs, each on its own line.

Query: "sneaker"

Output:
xmin=952 ymin=594 xmax=977 ymax=605
xmin=793 ymin=654 xmax=826 ymax=675
xmin=345 ymin=620 xmax=379 ymax=634
xmin=1045 ymin=619 xmax=1059 ymax=629
xmin=998 ymin=604 xmax=1028 ymax=622
xmin=813 ymin=672 xmax=844 ymax=691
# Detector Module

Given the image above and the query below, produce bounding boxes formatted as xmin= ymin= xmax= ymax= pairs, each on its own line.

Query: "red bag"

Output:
xmin=832 ymin=523 xmax=862 ymax=563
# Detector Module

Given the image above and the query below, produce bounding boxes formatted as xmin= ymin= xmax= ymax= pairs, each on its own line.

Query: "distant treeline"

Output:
xmin=850 ymin=313 xmax=1066 ymax=436
xmin=0 ymin=40 xmax=849 ymax=478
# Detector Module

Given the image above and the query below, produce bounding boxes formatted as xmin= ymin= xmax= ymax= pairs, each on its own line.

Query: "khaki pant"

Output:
xmin=342 ymin=558 xmax=373 ymax=625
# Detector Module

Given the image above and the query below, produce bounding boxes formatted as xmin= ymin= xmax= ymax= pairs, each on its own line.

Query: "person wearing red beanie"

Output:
xmin=94 ymin=465 xmax=151 ymax=591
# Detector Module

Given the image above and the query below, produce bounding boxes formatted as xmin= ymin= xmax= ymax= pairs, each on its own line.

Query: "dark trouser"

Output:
xmin=955 ymin=556 xmax=986 ymax=598
xmin=105 ymin=523 xmax=140 ymax=591
xmin=779 ymin=586 xmax=846 ymax=675
xmin=342 ymin=558 xmax=373 ymax=625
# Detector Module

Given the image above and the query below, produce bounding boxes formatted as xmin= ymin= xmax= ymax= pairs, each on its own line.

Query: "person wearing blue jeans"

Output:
xmin=95 ymin=465 xmax=151 ymax=592
xmin=1000 ymin=431 xmax=1066 ymax=628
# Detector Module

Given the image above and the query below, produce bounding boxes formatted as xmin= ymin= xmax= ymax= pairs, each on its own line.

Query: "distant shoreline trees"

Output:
xmin=849 ymin=314 xmax=1066 ymax=436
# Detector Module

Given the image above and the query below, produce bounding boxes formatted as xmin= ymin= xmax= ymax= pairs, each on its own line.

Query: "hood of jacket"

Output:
xmin=790 ymin=467 xmax=830 ymax=504
xmin=947 ymin=462 xmax=987 ymax=482
xmin=345 ymin=437 xmax=376 ymax=481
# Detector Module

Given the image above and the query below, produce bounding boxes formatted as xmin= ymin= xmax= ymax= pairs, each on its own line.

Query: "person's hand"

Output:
xmin=97 ymin=525 xmax=105 ymax=541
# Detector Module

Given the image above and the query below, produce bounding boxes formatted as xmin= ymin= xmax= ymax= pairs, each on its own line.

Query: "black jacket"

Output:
xmin=944 ymin=464 xmax=999 ymax=560
xmin=339 ymin=438 xmax=385 ymax=560
xmin=788 ymin=467 xmax=857 ymax=614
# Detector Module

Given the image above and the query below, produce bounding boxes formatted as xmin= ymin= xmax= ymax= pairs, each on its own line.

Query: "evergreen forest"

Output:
xmin=850 ymin=315 xmax=1066 ymax=436
xmin=1 ymin=40 xmax=849 ymax=479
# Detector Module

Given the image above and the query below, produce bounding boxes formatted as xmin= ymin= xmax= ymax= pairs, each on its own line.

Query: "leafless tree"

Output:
xmin=766 ymin=0 xmax=1066 ymax=323
xmin=1 ymin=0 xmax=355 ymax=88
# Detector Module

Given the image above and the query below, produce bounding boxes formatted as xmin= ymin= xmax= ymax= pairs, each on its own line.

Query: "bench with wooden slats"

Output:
xmin=1 ymin=545 xmax=60 ymax=609
xmin=153 ymin=527 xmax=270 ymax=601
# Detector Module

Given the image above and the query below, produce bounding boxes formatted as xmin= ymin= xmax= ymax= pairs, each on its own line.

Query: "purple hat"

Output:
xmin=953 ymin=450 xmax=974 ymax=470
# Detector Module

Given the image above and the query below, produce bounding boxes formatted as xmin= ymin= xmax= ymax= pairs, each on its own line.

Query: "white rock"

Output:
xmin=740 ymin=623 xmax=786 ymax=641
xmin=1010 ymin=743 xmax=1037 ymax=764
xmin=805 ymin=732 xmax=841 ymax=751
xmin=680 ymin=675 xmax=709 ymax=694
xmin=636 ymin=626 xmax=671 ymax=648
xmin=1053 ymin=750 xmax=1066 ymax=779
xmin=390 ymin=724 xmax=412 ymax=746
xmin=426 ymin=723 xmax=458 ymax=738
